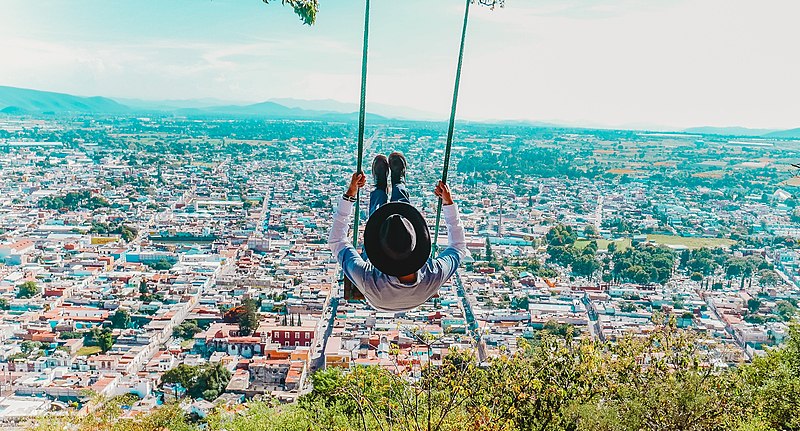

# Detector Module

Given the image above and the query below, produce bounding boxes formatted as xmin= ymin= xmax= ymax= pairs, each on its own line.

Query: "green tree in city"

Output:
xmin=174 ymin=320 xmax=203 ymax=340
xmin=572 ymin=254 xmax=601 ymax=279
xmin=192 ymin=361 xmax=231 ymax=400
xmin=484 ymin=237 xmax=494 ymax=262
xmin=162 ymin=362 xmax=232 ymax=401
xmin=725 ymin=258 xmax=746 ymax=279
xmin=512 ymin=296 xmax=530 ymax=310
xmin=21 ymin=340 xmax=43 ymax=355
xmin=111 ymin=309 xmax=131 ymax=329
xmin=162 ymin=364 xmax=200 ymax=390
xmin=758 ymin=269 xmax=779 ymax=289
xmin=119 ymin=225 xmax=137 ymax=242
xmin=38 ymin=190 xmax=110 ymax=211
xmin=546 ymin=224 xmax=577 ymax=246
xmin=548 ymin=244 xmax=579 ymax=268
xmin=98 ymin=329 xmax=114 ymax=353
xmin=612 ymin=244 xmax=675 ymax=285
xmin=238 ymin=299 xmax=260 ymax=336
xmin=147 ymin=258 xmax=174 ymax=271
xmin=775 ymin=301 xmax=797 ymax=322
xmin=686 ymin=248 xmax=718 ymax=276
xmin=17 ymin=281 xmax=40 ymax=298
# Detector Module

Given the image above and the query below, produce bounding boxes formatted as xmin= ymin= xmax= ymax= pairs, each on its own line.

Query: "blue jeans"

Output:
xmin=368 ymin=183 xmax=410 ymax=217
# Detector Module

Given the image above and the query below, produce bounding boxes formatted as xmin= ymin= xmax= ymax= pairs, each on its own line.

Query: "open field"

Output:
xmin=76 ymin=346 xmax=101 ymax=357
xmin=576 ymin=236 xmax=734 ymax=251
xmin=647 ymin=234 xmax=735 ymax=249
xmin=693 ymin=170 xmax=725 ymax=178
xmin=780 ymin=176 xmax=800 ymax=186
xmin=606 ymin=168 xmax=644 ymax=175
xmin=575 ymin=238 xmax=632 ymax=251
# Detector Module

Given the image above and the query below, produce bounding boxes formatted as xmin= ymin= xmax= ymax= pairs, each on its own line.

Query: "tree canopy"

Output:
xmin=162 ymin=362 xmax=232 ymax=400
xmin=174 ymin=320 xmax=203 ymax=340
xmin=147 ymin=258 xmax=174 ymax=271
xmin=612 ymin=244 xmax=676 ymax=285
xmin=111 ymin=309 xmax=131 ymax=329
xmin=17 ymin=281 xmax=40 ymax=299
xmin=263 ymin=0 xmax=319 ymax=25
xmin=238 ymin=299 xmax=260 ymax=336
xmin=262 ymin=0 xmax=505 ymax=27
xmin=34 ymin=323 xmax=800 ymax=431
xmin=38 ymin=190 xmax=110 ymax=211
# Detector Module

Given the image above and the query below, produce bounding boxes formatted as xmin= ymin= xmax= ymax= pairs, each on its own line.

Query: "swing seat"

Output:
xmin=343 ymin=277 xmax=366 ymax=301
xmin=339 ymin=0 xmax=481 ymax=304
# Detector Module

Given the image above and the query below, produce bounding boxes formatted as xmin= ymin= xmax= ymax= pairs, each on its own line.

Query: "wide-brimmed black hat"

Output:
xmin=364 ymin=202 xmax=431 ymax=277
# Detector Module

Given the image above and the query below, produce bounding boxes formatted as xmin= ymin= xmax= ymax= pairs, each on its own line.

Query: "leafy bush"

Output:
xmin=162 ymin=362 xmax=231 ymax=400
xmin=25 ymin=323 xmax=800 ymax=431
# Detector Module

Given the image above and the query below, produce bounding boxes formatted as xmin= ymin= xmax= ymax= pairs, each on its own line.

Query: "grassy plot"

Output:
xmin=574 ymin=238 xmax=632 ymax=251
xmin=76 ymin=346 xmax=102 ymax=357
xmin=646 ymin=234 xmax=735 ymax=249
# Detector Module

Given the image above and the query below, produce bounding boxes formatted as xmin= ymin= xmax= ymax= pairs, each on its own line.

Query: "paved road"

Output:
xmin=454 ymin=273 xmax=489 ymax=363
xmin=594 ymin=196 xmax=604 ymax=230
xmin=312 ymin=293 xmax=339 ymax=372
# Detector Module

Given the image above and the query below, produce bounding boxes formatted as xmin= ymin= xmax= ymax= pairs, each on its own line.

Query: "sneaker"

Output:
xmin=388 ymin=152 xmax=407 ymax=186
xmin=372 ymin=155 xmax=389 ymax=190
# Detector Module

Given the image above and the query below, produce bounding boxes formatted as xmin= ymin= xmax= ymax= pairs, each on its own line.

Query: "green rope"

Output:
xmin=432 ymin=0 xmax=471 ymax=255
xmin=352 ymin=0 xmax=370 ymax=248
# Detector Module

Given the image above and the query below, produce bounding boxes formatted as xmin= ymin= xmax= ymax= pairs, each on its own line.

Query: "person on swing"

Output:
xmin=328 ymin=152 xmax=468 ymax=312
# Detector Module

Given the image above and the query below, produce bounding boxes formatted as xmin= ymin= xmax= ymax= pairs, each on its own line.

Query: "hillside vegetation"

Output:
xmin=28 ymin=322 xmax=800 ymax=431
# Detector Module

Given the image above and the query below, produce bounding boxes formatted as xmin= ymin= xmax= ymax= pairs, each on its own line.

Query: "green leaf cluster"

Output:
xmin=162 ymin=362 xmax=232 ymax=401
xmin=38 ymin=190 xmax=110 ymax=210
xmin=25 ymin=324 xmax=800 ymax=431
xmin=262 ymin=0 xmax=318 ymax=26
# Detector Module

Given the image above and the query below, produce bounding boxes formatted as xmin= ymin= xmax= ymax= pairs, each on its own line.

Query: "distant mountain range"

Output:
xmin=1 ymin=85 xmax=799 ymax=138
xmin=682 ymin=126 xmax=800 ymax=139
xmin=270 ymin=98 xmax=442 ymax=121
xmin=683 ymin=126 xmax=778 ymax=137
xmin=114 ymin=97 xmax=245 ymax=110
xmin=763 ymin=128 xmax=800 ymax=139
xmin=0 ymin=86 xmax=392 ymax=122
xmin=169 ymin=101 xmax=388 ymax=122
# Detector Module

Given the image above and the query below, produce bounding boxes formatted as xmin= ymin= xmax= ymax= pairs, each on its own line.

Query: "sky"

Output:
xmin=1 ymin=0 xmax=799 ymax=130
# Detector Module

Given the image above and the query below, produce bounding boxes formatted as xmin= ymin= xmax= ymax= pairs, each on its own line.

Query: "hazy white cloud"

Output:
xmin=455 ymin=0 xmax=800 ymax=128
xmin=0 ymin=0 xmax=798 ymax=129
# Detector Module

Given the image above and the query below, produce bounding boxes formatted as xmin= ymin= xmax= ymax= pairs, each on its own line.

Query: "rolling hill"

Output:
xmin=0 ymin=86 xmax=129 ymax=114
xmin=0 ymin=86 xmax=383 ymax=120
xmin=172 ymin=101 xmax=386 ymax=122
xmin=270 ymin=97 xmax=442 ymax=120
xmin=764 ymin=128 xmax=800 ymax=139
xmin=683 ymin=126 xmax=779 ymax=137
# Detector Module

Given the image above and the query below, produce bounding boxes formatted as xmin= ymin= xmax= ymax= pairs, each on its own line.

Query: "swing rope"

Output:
xmin=351 ymin=0 xmax=371 ymax=248
xmin=432 ymin=0 xmax=471 ymax=255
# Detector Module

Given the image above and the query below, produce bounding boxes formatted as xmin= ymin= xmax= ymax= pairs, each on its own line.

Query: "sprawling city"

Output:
xmin=0 ymin=112 xmax=799 ymax=429
xmin=3 ymin=0 xmax=800 ymax=429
